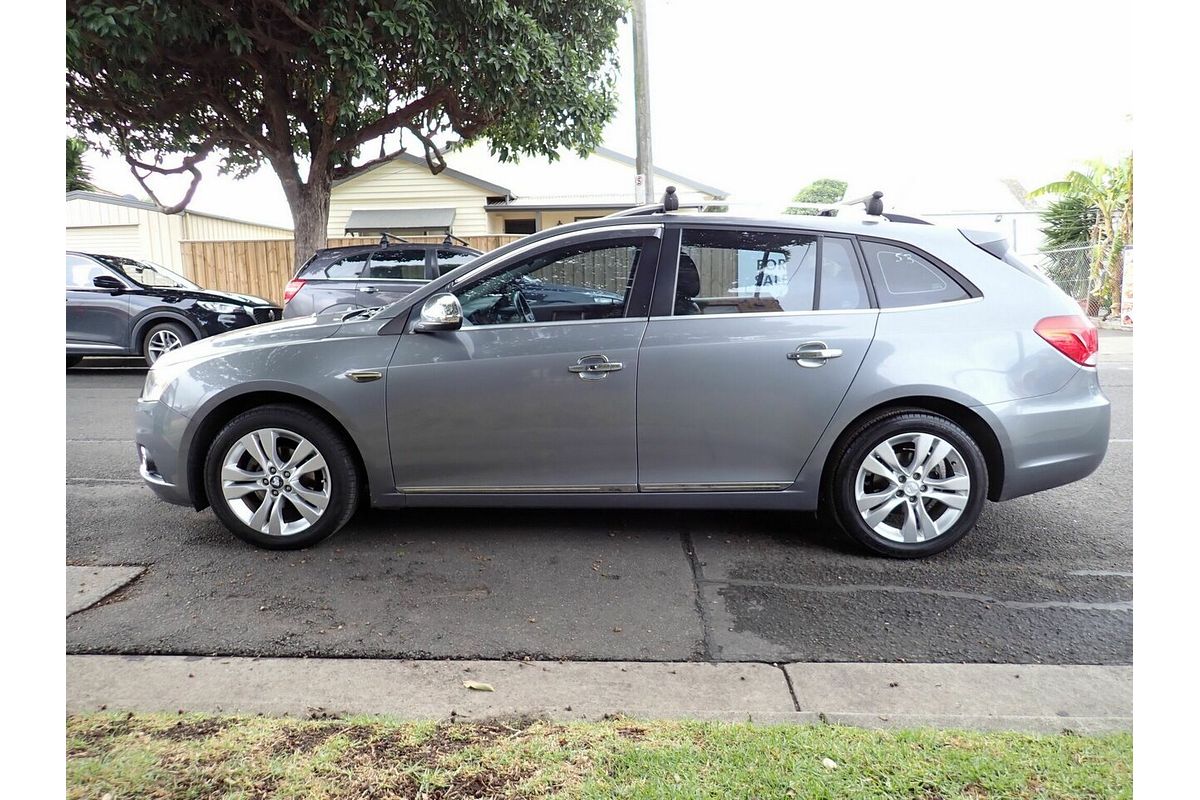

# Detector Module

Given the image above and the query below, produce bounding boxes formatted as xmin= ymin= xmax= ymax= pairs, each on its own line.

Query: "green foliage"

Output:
xmin=784 ymin=178 xmax=848 ymax=215
xmin=1030 ymin=155 xmax=1133 ymax=309
xmin=66 ymin=137 xmax=96 ymax=192
xmin=1040 ymin=195 xmax=1097 ymax=249
xmin=66 ymin=0 xmax=627 ymax=255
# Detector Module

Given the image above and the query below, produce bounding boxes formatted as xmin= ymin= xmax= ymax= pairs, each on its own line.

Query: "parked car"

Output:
xmin=135 ymin=207 xmax=1109 ymax=557
xmin=282 ymin=241 xmax=481 ymax=318
xmin=67 ymin=252 xmax=282 ymax=367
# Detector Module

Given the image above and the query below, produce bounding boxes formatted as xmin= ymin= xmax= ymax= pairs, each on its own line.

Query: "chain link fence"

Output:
xmin=1021 ymin=245 xmax=1097 ymax=306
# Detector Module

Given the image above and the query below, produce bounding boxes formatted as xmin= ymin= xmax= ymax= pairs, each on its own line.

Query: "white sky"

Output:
xmin=77 ymin=0 xmax=1133 ymax=228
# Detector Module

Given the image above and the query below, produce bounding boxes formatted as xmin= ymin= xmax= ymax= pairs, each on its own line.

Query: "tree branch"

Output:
xmin=121 ymin=135 xmax=217 ymax=215
xmin=331 ymin=89 xmax=450 ymax=155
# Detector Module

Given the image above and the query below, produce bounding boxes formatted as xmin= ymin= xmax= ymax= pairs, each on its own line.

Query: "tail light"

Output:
xmin=283 ymin=278 xmax=306 ymax=304
xmin=1035 ymin=315 xmax=1099 ymax=366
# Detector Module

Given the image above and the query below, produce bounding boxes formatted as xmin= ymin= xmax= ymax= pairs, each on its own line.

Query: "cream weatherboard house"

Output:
xmin=66 ymin=190 xmax=293 ymax=273
xmin=327 ymin=142 xmax=728 ymax=238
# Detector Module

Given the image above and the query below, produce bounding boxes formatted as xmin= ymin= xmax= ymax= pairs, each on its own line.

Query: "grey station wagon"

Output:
xmin=135 ymin=198 xmax=1109 ymax=557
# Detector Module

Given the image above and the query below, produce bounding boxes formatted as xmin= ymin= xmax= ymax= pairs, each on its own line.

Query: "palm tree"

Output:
xmin=67 ymin=137 xmax=96 ymax=192
xmin=1029 ymin=155 xmax=1133 ymax=316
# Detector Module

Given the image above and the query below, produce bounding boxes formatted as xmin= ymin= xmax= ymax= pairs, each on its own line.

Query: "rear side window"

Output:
xmin=676 ymin=228 xmax=818 ymax=315
xmin=435 ymin=249 xmax=477 ymax=276
xmin=310 ymin=252 xmax=369 ymax=279
xmin=860 ymin=241 xmax=969 ymax=308
xmin=818 ymin=237 xmax=870 ymax=311
xmin=367 ymin=249 xmax=427 ymax=280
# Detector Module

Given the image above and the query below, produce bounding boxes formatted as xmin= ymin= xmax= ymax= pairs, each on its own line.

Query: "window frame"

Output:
xmin=409 ymin=225 xmax=662 ymax=332
xmin=650 ymin=224 xmax=877 ymax=318
xmin=856 ymin=235 xmax=981 ymax=309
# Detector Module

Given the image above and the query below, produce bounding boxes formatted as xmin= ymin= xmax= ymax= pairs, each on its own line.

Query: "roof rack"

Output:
xmin=377 ymin=232 xmax=412 ymax=246
xmin=605 ymin=188 xmax=932 ymax=225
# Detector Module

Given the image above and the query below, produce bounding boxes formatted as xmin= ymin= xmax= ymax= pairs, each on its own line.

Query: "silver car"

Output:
xmin=134 ymin=208 xmax=1109 ymax=557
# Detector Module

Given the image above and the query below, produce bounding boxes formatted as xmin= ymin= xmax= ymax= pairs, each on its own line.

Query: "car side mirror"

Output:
xmin=93 ymin=275 xmax=125 ymax=291
xmin=414 ymin=293 xmax=463 ymax=333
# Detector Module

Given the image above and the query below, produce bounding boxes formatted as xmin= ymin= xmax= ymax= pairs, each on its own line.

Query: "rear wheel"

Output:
xmin=826 ymin=410 xmax=988 ymax=558
xmin=142 ymin=321 xmax=194 ymax=366
xmin=203 ymin=405 xmax=360 ymax=549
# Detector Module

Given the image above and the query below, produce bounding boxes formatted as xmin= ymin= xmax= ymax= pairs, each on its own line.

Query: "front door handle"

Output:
xmin=568 ymin=354 xmax=623 ymax=380
xmin=360 ymin=285 xmax=377 ymax=294
xmin=787 ymin=341 xmax=843 ymax=368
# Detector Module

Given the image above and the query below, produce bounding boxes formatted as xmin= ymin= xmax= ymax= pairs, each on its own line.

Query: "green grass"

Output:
xmin=67 ymin=713 xmax=1131 ymax=799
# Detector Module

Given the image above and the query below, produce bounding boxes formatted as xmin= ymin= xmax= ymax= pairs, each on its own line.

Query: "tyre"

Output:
xmin=825 ymin=409 xmax=988 ymax=558
xmin=66 ymin=355 xmax=83 ymax=369
xmin=142 ymin=321 xmax=194 ymax=366
xmin=203 ymin=405 xmax=361 ymax=550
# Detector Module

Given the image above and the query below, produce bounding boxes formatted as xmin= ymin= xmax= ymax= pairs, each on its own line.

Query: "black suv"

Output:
xmin=66 ymin=251 xmax=281 ymax=367
xmin=282 ymin=240 xmax=482 ymax=319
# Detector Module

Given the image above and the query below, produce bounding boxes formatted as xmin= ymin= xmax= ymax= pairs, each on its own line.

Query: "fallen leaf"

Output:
xmin=463 ymin=680 xmax=494 ymax=692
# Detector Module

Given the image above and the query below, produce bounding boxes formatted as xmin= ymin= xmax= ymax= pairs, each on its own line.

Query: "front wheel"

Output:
xmin=142 ymin=321 xmax=194 ymax=366
xmin=826 ymin=410 xmax=988 ymax=558
xmin=203 ymin=405 xmax=360 ymax=549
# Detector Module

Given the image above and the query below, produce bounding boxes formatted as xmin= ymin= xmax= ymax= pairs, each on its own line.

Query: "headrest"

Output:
xmin=676 ymin=253 xmax=701 ymax=298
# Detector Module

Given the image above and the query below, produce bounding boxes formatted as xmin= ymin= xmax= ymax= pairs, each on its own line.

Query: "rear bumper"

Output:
xmin=134 ymin=398 xmax=193 ymax=506
xmin=985 ymin=367 xmax=1111 ymax=501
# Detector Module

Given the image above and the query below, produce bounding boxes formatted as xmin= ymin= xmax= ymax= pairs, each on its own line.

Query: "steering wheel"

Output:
xmin=510 ymin=289 xmax=535 ymax=323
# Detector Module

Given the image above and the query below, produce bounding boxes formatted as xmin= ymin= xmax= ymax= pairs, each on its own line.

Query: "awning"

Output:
xmin=344 ymin=208 xmax=456 ymax=235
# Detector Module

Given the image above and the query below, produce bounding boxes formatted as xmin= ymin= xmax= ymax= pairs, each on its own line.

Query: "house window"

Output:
xmin=504 ymin=219 xmax=537 ymax=235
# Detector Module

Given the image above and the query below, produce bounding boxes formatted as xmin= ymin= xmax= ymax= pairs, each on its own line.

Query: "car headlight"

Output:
xmin=197 ymin=300 xmax=242 ymax=314
xmin=141 ymin=358 xmax=193 ymax=402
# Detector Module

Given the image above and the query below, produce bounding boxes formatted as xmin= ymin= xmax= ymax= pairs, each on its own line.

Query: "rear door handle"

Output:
xmin=568 ymin=354 xmax=623 ymax=379
xmin=787 ymin=342 xmax=843 ymax=368
xmin=360 ymin=285 xmax=377 ymax=294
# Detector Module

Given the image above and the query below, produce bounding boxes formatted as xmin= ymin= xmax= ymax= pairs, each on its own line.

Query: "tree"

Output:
xmin=66 ymin=136 xmax=96 ymax=192
xmin=67 ymin=1 xmax=627 ymax=267
xmin=1029 ymin=156 xmax=1133 ymax=314
xmin=784 ymin=178 xmax=848 ymax=215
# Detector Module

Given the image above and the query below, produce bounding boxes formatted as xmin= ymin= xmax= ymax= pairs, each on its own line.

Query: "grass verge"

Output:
xmin=67 ymin=712 xmax=1131 ymax=799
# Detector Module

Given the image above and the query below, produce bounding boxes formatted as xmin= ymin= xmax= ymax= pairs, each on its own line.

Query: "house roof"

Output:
xmin=65 ymin=190 xmax=293 ymax=231
xmin=330 ymin=151 xmax=512 ymax=195
xmin=344 ymin=208 xmax=456 ymax=234
xmin=330 ymin=143 xmax=728 ymax=202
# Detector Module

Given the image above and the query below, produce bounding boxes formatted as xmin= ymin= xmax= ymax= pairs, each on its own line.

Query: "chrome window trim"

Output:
xmin=457 ymin=316 xmax=646 ymax=332
xmin=645 ymin=296 xmax=981 ymax=321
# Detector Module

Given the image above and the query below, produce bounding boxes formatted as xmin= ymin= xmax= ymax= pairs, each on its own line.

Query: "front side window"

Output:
xmin=454 ymin=238 xmax=642 ymax=326
xmin=860 ymin=241 xmax=969 ymax=308
xmin=366 ymin=249 xmax=427 ymax=280
xmin=66 ymin=255 xmax=109 ymax=288
xmin=90 ymin=254 xmax=199 ymax=290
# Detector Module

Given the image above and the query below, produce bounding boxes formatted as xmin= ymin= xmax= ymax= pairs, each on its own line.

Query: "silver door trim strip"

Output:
xmin=402 ymin=484 xmax=637 ymax=494
xmin=640 ymin=482 xmax=792 ymax=492
xmin=457 ymin=316 xmax=645 ymax=332
xmin=66 ymin=342 xmax=125 ymax=351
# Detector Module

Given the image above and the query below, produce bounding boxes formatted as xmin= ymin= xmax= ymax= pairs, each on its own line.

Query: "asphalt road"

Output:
xmin=66 ymin=332 xmax=1132 ymax=664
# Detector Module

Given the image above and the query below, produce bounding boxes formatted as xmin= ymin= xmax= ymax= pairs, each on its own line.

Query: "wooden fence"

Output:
xmin=181 ymin=235 xmax=524 ymax=305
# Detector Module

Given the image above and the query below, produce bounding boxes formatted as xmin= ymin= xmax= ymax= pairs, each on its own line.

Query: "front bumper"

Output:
xmin=134 ymin=398 xmax=193 ymax=506
xmin=986 ymin=367 xmax=1111 ymax=501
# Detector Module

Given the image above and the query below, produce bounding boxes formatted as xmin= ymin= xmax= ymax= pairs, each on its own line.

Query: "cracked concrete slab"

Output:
xmin=67 ymin=566 xmax=144 ymax=616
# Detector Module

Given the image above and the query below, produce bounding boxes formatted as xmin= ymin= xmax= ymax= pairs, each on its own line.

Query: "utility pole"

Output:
xmin=632 ymin=0 xmax=654 ymax=203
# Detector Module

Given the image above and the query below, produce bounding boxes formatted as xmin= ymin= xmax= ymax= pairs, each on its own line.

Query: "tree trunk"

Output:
xmin=275 ymin=164 xmax=334 ymax=272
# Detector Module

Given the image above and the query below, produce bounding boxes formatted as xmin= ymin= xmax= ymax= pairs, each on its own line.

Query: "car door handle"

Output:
xmin=360 ymin=285 xmax=377 ymax=294
xmin=568 ymin=354 xmax=623 ymax=379
xmin=787 ymin=342 xmax=843 ymax=368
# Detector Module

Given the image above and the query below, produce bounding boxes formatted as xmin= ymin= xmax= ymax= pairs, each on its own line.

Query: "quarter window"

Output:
xmin=860 ymin=241 xmax=968 ymax=308
xmin=454 ymin=238 xmax=643 ymax=326
xmin=367 ymin=249 xmax=427 ymax=280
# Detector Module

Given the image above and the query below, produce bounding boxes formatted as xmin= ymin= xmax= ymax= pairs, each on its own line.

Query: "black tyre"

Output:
xmin=142 ymin=321 xmax=194 ymax=365
xmin=66 ymin=356 xmax=83 ymax=369
xmin=825 ymin=409 xmax=988 ymax=558
xmin=203 ymin=404 xmax=361 ymax=550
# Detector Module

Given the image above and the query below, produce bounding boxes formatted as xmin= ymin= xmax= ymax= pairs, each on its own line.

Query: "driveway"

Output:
xmin=66 ymin=331 xmax=1132 ymax=664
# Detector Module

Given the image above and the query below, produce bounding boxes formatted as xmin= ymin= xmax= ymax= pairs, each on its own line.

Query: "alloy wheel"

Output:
xmin=146 ymin=329 xmax=184 ymax=363
xmin=853 ymin=432 xmax=971 ymax=543
xmin=220 ymin=427 xmax=331 ymax=537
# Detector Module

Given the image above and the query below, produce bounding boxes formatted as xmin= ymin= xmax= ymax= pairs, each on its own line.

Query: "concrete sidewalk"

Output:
xmin=67 ymin=655 xmax=1131 ymax=734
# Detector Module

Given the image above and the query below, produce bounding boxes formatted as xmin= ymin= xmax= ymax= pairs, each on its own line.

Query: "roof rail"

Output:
xmin=377 ymin=232 xmax=412 ymax=246
xmin=605 ymin=188 xmax=932 ymax=225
